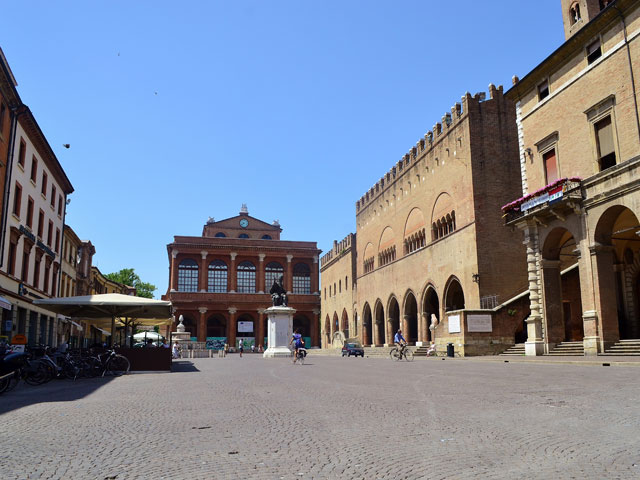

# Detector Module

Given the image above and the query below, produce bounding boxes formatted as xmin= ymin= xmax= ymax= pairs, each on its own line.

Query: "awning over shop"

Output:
xmin=0 ymin=296 xmax=12 ymax=310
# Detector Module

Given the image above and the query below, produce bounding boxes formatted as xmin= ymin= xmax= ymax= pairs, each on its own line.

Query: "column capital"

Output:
xmin=230 ymin=252 xmax=237 ymax=260
xmin=201 ymin=250 xmax=208 ymax=260
xmin=171 ymin=250 xmax=178 ymax=259
xmin=257 ymin=308 xmax=266 ymax=314
xmin=198 ymin=307 xmax=208 ymax=314
xmin=259 ymin=253 xmax=265 ymax=261
xmin=228 ymin=307 xmax=237 ymax=315
xmin=312 ymin=309 xmax=320 ymax=315
xmin=286 ymin=254 xmax=293 ymax=263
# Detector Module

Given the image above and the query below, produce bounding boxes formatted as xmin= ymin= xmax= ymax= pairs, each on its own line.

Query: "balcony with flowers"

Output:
xmin=502 ymin=177 xmax=583 ymax=225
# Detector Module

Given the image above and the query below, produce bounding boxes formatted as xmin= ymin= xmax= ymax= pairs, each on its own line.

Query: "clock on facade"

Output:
xmin=239 ymin=218 xmax=249 ymax=228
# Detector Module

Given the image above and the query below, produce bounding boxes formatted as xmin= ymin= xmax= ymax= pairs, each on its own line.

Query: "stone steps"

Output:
xmin=500 ymin=344 xmax=526 ymax=356
xmin=547 ymin=341 xmax=584 ymax=356
xmin=603 ymin=339 xmax=640 ymax=355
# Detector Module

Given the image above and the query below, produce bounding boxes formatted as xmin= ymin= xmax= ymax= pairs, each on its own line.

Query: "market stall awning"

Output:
xmin=33 ymin=294 xmax=173 ymax=345
xmin=0 ymin=295 xmax=12 ymax=310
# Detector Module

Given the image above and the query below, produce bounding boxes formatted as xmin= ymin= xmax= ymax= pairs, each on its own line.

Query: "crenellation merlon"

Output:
xmin=320 ymin=233 xmax=355 ymax=268
xmin=354 ymin=85 xmax=505 ymax=213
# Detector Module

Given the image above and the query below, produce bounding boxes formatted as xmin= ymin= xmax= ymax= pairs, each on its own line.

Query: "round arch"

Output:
xmin=374 ymin=299 xmax=385 ymax=346
xmin=444 ymin=276 xmax=465 ymax=312
xmin=293 ymin=315 xmax=311 ymax=339
xmin=422 ymin=285 xmax=439 ymax=342
xmin=387 ymin=295 xmax=400 ymax=343
xmin=362 ymin=303 xmax=373 ymax=346
xmin=206 ymin=314 xmax=227 ymax=338
xmin=403 ymin=290 xmax=419 ymax=344
xmin=180 ymin=314 xmax=197 ymax=340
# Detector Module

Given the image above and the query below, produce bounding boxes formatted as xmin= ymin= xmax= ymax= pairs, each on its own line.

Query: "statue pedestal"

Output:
xmin=263 ymin=306 xmax=296 ymax=358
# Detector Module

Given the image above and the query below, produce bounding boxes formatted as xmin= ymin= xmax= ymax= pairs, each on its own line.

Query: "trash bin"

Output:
xmin=447 ymin=343 xmax=454 ymax=357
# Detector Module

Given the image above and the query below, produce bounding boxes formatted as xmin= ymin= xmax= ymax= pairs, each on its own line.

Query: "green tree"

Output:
xmin=104 ymin=268 xmax=157 ymax=299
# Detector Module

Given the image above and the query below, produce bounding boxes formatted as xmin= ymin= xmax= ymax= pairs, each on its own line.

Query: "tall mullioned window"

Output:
xmin=293 ymin=263 xmax=311 ymax=294
xmin=208 ymin=260 xmax=228 ymax=293
xmin=265 ymin=261 xmax=284 ymax=290
xmin=237 ymin=261 xmax=256 ymax=293
xmin=178 ymin=259 xmax=199 ymax=292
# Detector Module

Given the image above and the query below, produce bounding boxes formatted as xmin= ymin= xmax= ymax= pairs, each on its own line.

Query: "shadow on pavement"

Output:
xmin=171 ymin=360 xmax=200 ymax=373
xmin=0 ymin=376 xmax=117 ymax=415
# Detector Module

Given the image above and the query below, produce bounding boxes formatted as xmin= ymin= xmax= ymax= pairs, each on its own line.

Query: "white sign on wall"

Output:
xmin=448 ymin=315 xmax=461 ymax=333
xmin=467 ymin=314 xmax=492 ymax=332
xmin=238 ymin=321 xmax=254 ymax=333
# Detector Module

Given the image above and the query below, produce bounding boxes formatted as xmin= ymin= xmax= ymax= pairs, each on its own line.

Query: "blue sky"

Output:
xmin=0 ymin=1 xmax=565 ymax=297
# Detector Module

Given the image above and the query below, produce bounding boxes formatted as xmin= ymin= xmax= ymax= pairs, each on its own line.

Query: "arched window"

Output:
xmin=339 ymin=280 xmax=341 ymax=293
xmin=208 ymin=260 xmax=227 ymax=293
xmin=238 ymin=233 xmax=249 ymax=239
xmin=265 ymin=261 xmax=284 ymax=290
xmin=345 ymin=276 xmax=348 ymax=290
xmin=237 ymin=261 xmax=256 ymax=293
xmin=178 ymin=259 xmax=198 ymax=292
xmin=261 ymin=235 xmax=272 ymax=240
xmin=293 ymin=263 xmax=311 ymax=294
xmin=214 ymin=232 xmax=226 ymax=237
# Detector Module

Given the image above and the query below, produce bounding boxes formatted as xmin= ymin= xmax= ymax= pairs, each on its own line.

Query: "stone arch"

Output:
xmin=403 ymin=290 xmax=419 ymax=344
xmin=422 ymin=284 xmax=439 ymax=342
xmin=363 ymin=242 xmax=375 ymax=272
xmin=206 ymin=313 xmax=226 ymax=338
xmin=374 ymin=299 xmax=385 ymax=346
xmin=332 ymin=312 xmax=339 ymax=337
xmin=293 ymin=315 xmax=310 ymax=339
xmin=180 ymin=314 xmax=197 ymax=339
xmin=324 ymin=315 xmax=331 ymax=347
xmin=444 ymin=276 xmax=465 ymax=312
xmin=362 ymin=302 xmax=373 ymax=346
xmin=594 ymin=205 xmax=640 ymax=340
xmin=341 ymin=308 xmax=349 ymax=339
xmin=387 ymin=295 xmax=400 ymax=344
xmin=378 ymin=227 xmax=396 ymax=267
xmin=431 ymin=192 xmax=454 ymax=228
xmin=541 ymin=227 xmax=583 ymax=344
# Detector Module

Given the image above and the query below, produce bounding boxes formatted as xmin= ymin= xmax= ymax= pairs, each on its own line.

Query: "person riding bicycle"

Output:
xmin=394 ymin=329 xmax=407 ymax=357
xmin=289 ymin=329 xmax=305 ymax=363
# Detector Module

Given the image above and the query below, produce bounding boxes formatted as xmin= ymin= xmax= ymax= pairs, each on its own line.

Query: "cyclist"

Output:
xmin=394 ymin=329 xmax=407 ymax=357
xmin=289 ymin=329 xmax=304 ymax=363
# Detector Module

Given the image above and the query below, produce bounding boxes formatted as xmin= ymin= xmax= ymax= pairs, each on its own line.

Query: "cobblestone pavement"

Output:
xmin=2 ymin=355 xmax=640 ymax=480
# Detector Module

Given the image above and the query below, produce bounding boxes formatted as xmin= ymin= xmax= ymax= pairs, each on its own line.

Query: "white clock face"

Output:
xmin=240 ymin=219 xmax=249 ymax=228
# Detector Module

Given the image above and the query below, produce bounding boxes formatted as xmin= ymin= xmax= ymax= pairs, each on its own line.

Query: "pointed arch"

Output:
xmin=362 ymin=302 xmax=373 ymax=346
xmin=341 ymin=308 xmax=349 ymax=338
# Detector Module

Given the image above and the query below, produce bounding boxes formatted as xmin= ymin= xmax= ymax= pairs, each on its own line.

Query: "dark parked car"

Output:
xmin=341 ymin=342 xmax=364 ymax=357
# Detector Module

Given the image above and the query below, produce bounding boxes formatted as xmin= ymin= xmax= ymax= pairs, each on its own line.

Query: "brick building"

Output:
xmin=322 ymin=87 xmax=529 ymax=355
xmin=503 ymin=0 xmax=640 ymax=355
xmin=164 ymin=206 xmax=321 ymax=349
xmin=320 ymin=234 xmax=357 ymax=347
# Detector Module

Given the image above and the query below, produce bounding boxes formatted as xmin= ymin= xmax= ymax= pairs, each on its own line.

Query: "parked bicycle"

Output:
xmin=389 ymin=345 xmax=414 ymax=361
xmin=97 ymin=349 xmax=130 ymax=376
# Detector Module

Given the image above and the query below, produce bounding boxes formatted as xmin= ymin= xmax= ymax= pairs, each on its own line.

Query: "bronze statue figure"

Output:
xmin=270 ymin=275 xmax=288 ymax=307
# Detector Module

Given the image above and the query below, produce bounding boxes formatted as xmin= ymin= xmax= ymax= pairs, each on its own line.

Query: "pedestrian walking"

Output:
xmin=238 ymin=340 xmax=244 ymax=357
xmin=251 ymin=344 xmax=255 ymax=354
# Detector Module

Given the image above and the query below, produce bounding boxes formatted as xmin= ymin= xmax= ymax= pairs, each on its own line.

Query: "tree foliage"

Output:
xmin=104 ymin=268 xmax=157 ymax=299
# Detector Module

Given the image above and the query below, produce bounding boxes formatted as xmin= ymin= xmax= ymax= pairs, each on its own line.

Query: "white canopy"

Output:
xmin=133 ymin=331 xmax=163 ymax=341
xmin=33 ymin=294 xmax=173 ymax=343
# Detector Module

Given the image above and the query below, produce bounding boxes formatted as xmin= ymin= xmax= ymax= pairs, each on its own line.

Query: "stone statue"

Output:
xmin=270 ymin=275 xmax=288 ymax=307
xmin=430 ymin=313 xmax=438 ymax=330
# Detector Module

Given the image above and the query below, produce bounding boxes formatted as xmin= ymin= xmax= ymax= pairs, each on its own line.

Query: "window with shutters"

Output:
xmin=595 ymin=115 xmax=615 ymax=170
xmin=543 ymin=149 xmax=559 ymax=184
xmin=587 ymin=39 xmax=602 ymax=64
xmin=538 ymin=79 xmax=549 ymax=101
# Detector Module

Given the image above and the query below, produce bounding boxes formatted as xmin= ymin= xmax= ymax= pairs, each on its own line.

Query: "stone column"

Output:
xmin=199 ymin=251 xmax=208 ymax=293
xmin=258 ymin=254 xmax=265 ymax=294
xmin=523 ymin=225 xmax=544 ymax=356
xmin=257 ymin=308 xmax=265 ymax=347
xmin=170 ymin=250 xmax=179 ymax=291
xmin=227 ymin=307 xmax=237 ymax=347
xmin=591 ymin=244 xmax=620 ymax=351
xmin=311 ymin=309 xmax=320 ymax=347
xmin=385 ymin=318 xmax=393 ymax=346
xmin=419 ymin=312 xmax=429 ymax=345
xmin=311 ymin=256 xmax=319 ymax=294
xmin=229 ymin=252 xmax=237 ymax=293
xmin=402 ymin=314 xmax=410 ymax=342
xmin=198 ymin=307 xmax=207 ymax=342
xmin=541 ymin=259 xmax=564 ymax=349
xmin=363 ymin=320 xmax=370 ymax=346
xmin=373 ymin=321 xmax=381 ymax=347
xmin=286 ymin=255 xmax=293 ymax=293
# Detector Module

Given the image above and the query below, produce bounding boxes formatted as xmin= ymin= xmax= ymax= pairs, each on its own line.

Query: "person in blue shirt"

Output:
xmin=394 ymin=329 xmax=407 ymax=357
xmin=289 ymin=329 xmax=305 ymax=363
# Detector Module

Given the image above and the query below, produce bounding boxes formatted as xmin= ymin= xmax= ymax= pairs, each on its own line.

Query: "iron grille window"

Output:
xmin=208 ymin=260 xmax=228 ymax=293
xmin=265 ymin=262 xmax=284 ymax=290
xmin=293 ymin=263 xmax=311 ymax=294
xmin=237 ymin=261 xmax=256 ymax=293
xmin=178 ymin=259 xmax=199 ymax=292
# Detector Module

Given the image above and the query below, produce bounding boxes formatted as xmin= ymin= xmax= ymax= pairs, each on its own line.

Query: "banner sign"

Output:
xmin=238 ymin=321 xmax=254 ymax=333
xmin=448 ymin=315 xmax=461 ymax=333
xmin=467 ymin=314 xmax=493 ymax=332
xmin=206 ymin=337 xmax=226 ymax=350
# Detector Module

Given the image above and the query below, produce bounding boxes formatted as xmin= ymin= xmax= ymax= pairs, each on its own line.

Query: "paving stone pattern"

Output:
xmin=2 ymin=355 xmax=640 ymax=479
